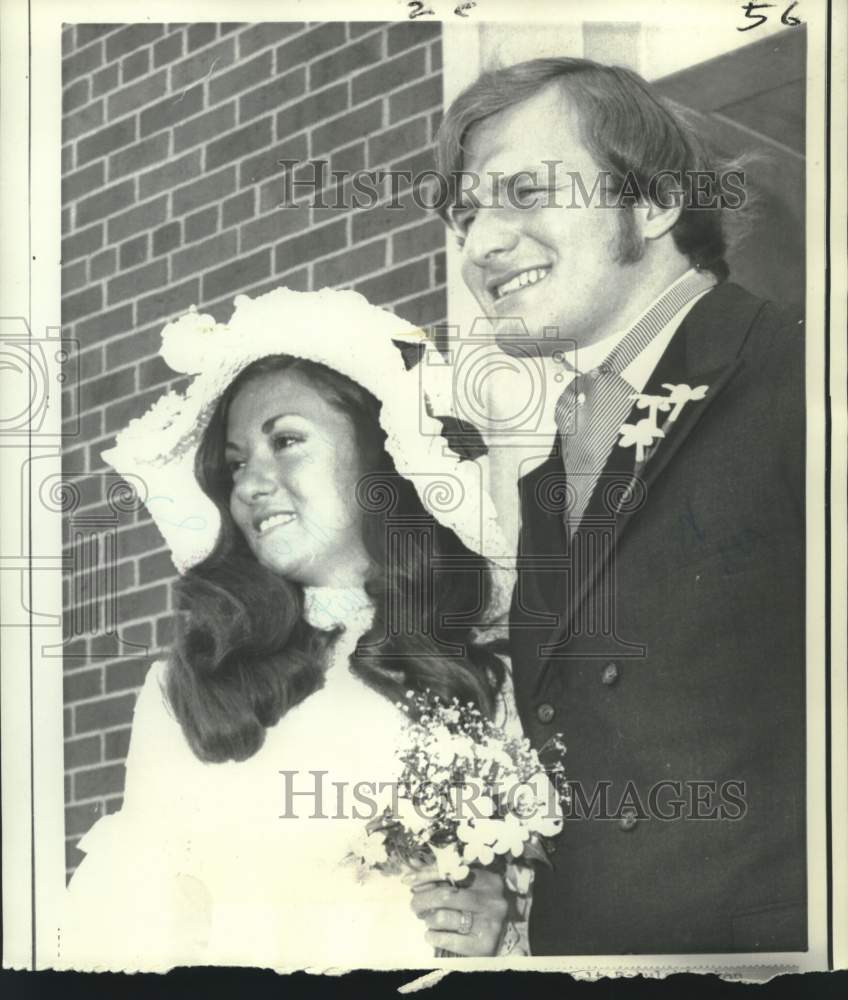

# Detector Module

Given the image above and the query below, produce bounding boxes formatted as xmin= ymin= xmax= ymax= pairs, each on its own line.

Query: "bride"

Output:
xmin=60 ymin=287 xmax=526 ymax=971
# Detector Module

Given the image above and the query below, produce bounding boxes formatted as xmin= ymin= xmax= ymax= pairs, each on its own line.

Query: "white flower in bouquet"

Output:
xmin=431 ymin=843 xmax=470 ymax=883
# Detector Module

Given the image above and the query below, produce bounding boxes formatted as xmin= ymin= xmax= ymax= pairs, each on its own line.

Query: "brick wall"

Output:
xmin=61 ymin=20 xmax=446 ymax=879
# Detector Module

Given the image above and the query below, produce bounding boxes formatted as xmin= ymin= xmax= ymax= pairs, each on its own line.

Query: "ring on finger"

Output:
xmin=458 ymin=910 xmax=474 ymax=935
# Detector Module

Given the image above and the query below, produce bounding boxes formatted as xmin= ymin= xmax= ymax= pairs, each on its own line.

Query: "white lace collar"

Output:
xmin=302 ymin=585 xmax=375 ymax=634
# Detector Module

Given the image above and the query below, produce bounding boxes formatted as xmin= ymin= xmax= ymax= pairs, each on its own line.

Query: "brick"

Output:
xmin=395 ymin=288 xmax=445 ymax=328
xmin=106 ymin=657 xmax=151 ymax=693
xmin=105 ymin=797 xmax=123 ymax=815
xmin=104 ymin=727 xmax=133 ymax=759
xmin=240 ymin=23 xmax=304 ymax=58
xmin=276 ymin=23 xmax=345 ymax=72
xmin=90 ymin=248 xmax=117 ymax=280
xmin=62 ymin=143 xmax=74 ymax=173
xmin=65 ymin=735 xmax=101 ymax=770
xmin=136 ymin=277 xmax=200 ymax=327
xmin=64 ymin=707 xmax=73 ymax=739
xmin=239 ymin=67 xmax=306 ymax=124
xmin=153 ymin=31 xmax=183 ymax=68
xmin=108 ymin=195 xmax=168 ymax=243
xmin=352 ymin=192 xmax=426 ymax=243
xmin=222 ymin=189 xmax=255 ymax=228
xmin=139 ymin=549 xmax=177 ymax=586
xmin=79 ymin=346 xmax=104 ymax=380
xmin=107 ymin=70 xmax=167 ymax=119
xmin=349 ymin=22 xmax=381 ymax=39
xmin=312 ymin=101 xmax=382 ymax=157
xmin=311 ymin=33 xmax=383 ymax=91
xmin=140 ymin=84 xmax=204 ymax=138
xmin=64 ymin=41 xmax=103 ymax=84
xmin=389 ymin=75 xmax=442 ymax=124
xmin=187 ymin=23 xmax=216 ymax=51
xmin=65 ymin=801 xmax=103 ymax=837
xmin=63 ymin=286 xmax=102 ymax=324
xmin=172 ymin=166 xmax=236 ymax=216
xmin=76 ymin=179 xmax=134 ymax=226
xmin=274 ymin=220 xmax=347 ymax=273
xmin=62 ymin=161 xmax=104 ymax=203
xmin=220 ymin=24 xmax=242 ymax=35
xmin=75 ymin=305 xmax=133 ymax=347
xmin=209 ymin=50 xmax=272 ymax=104
xmin=75 ymin=25 xmax=116 ymax=49
xmin=387 ymin=21 xmax=440 ymax=57
xmin=75 ymin=692 xmax=136 ymax=733
xmin=119 ymin=583 xmax=169 ymax=620
xmin=122 ymin=48 xmax=150 ymax=83
xmin=119 ymin=234 xmax=148 ymax=269
xmin=74 ymin=763 xmax=125 ymax=800
xmin=63 ymin=668 xmax=102 ymax=703
xmin=172 ymin=231 xmax=237 ymax=281
xmin=173 ymin=103 xmax=236 ymax=154
xmin=108 ymin=133 xmax=170 ymax=181
xmin=331 ymin=141 xmax=366 ymax=177
xmin=78 ymin=117 xmax=137 ymax=167
xmin=106 ymin=24 xmax=164 ymax=63
xmin=153 ymin=221 xmax=181 ymax=256
xmin=139 ymin=149 xmax=203 ymax=199
xmin=276 ymin=82 xmax=347 ymax=140
xmin=156 ymin=614 xmax=175 ymax=649
xmin=205 ymin=117 xmax=272 ymax=171
xmin=63 ymin=100 xmax=104 ymax=142
xmin=170 ymin=38 xmax=235 ymax=91
xmin=241 ymin=205 xmax=309 ymax=253
xmin=355 ymin=260 xmax=432 ymax=305
xmin=201 ymin=249 xmax=271 ymax=301
xmin=313 ymin=239 xmax=385 ymax=288
xmin=92 ymin=63 xmax=119 ymax=98
xmin=62 ymin=261 xmax=87 ymax=295
xmin=138 ymin=354 xmax=174 ymax=390
xmin=351 ymin=48 xmax=427 ymax=104
xmin=430 ymin=39 xmax=442 ymax=73
xmin=185 ymin=206 xmax=218 ymax=242
xmin=107 ymin=259 xmax=168 ymax=305
xmin=368 ymin=116 xmax=428 ymax=168
xmin=63 ymin=78 xmax=89 ymax=114
xmin=239 ymin=133 xmax=307 ymax=188
xmin=393 ymin=218 xmax=445 ymax=262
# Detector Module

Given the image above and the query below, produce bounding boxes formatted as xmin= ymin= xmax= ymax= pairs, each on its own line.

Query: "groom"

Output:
xmin=436 ymin=58 xmax=806 ymax=954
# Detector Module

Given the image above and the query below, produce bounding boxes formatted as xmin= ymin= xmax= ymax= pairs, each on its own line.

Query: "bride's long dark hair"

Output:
xmin=165 ymin=354 xmax=504 ymax=763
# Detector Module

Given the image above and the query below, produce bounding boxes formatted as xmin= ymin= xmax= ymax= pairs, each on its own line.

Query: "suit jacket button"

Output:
xmin=601 ymin=662 xmax=619 ymax=685
xmin=619 ymin=809 xmax=638 ymax=831
xmin=536 ymin=703 xmax=556 ymax=724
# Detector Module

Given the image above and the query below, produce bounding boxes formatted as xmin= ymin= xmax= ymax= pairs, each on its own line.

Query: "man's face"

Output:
xmin=457 ymin=83 xmax=641 ymax=356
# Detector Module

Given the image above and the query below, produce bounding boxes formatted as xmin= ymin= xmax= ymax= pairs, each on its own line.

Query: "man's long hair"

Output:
xmin=165 ymin=354 xmax=504 ymax=763
xmin=437 ymin=56 xmax=740 ymax=279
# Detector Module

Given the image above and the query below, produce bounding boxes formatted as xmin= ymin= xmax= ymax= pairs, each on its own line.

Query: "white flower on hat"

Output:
xmin=159 ymin=306 xmax=225 ymax=376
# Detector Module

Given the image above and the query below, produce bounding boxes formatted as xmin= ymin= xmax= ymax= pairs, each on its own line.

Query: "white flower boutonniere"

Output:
xmin=618 ymin=383 xmax=709 ymax=462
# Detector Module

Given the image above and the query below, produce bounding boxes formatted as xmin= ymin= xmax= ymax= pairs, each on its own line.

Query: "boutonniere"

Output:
xmin=617 ymin=383 xmax=709 ymax=462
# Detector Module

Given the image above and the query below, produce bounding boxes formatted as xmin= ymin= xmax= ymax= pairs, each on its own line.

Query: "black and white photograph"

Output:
xmin=0 ymin=0 xmax=845 ymax=984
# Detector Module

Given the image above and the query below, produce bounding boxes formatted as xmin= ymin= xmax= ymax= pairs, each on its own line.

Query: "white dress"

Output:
xmin=60 ymin=587 xmax=526 ymax=972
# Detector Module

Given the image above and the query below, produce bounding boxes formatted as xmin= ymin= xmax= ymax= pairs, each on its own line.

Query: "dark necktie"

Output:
xmin=554 ymin=271 xmax=712 ymax=534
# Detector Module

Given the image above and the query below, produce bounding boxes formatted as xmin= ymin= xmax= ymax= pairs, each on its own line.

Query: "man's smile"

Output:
xmin=490 ymin=266 xmax=552 ymax=303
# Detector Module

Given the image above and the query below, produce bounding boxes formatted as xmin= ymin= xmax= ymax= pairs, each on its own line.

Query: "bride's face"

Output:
xmin=226 ymin=368 xmax=371 ymax=588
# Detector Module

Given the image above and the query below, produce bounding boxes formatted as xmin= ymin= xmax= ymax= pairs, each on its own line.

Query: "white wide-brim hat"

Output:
xmin=102 ymin=286 xmax=513 ymax=623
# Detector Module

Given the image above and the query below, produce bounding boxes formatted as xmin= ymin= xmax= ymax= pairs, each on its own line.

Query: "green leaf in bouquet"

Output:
xmin=520 ymin=835 xmax=553 ymax=868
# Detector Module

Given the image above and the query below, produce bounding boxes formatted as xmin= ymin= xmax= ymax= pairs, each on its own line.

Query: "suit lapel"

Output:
xmin=526 ymin=282 xmax=767 ymax=674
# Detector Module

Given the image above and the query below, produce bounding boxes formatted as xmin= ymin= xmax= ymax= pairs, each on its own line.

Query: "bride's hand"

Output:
xmin=405 ymin=866 xmax=509 ymax=956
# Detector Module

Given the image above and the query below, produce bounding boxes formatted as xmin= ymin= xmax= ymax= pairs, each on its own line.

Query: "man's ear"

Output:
xmin=634 ymin=200 xmax=683 ymax=242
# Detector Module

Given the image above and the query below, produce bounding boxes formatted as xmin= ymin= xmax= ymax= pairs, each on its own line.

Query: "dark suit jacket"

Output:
xmin=509 ymin=283 xmax=806 ymax=954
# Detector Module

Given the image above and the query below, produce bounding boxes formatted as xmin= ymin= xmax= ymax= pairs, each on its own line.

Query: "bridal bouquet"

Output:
xmin=347 ymin=691 xmax=568 ymax=885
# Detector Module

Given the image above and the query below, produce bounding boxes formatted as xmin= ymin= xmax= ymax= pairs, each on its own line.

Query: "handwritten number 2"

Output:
xmin=408 ymin=1 xmax=435 ymax=18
